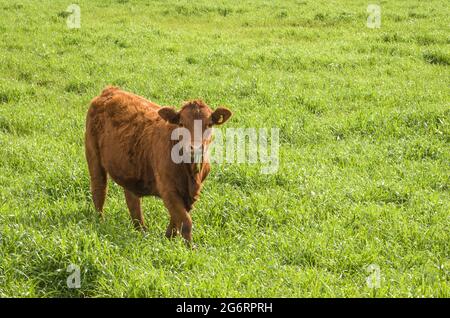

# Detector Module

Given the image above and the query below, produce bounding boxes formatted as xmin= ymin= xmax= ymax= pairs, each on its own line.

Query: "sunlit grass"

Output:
xmin=0 ymin=0 xmax=448 ymax=297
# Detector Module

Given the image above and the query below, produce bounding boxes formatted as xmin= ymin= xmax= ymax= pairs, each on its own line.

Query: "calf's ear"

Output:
xmin=158 ymin=107 xmax=180 ymax=124
xmin=212 ymin=107 xmax=232 ymax=126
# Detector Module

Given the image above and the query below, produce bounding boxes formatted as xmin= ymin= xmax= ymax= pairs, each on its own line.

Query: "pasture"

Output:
xmin=0 ymin=0 xmax=449 ymax=297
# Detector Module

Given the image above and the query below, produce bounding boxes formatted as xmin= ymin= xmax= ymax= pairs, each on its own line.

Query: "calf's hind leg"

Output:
xmin=85 ymin=140 xmax=108 ymax=216
xmin=124 ymin=190 xmax=147 ymax=231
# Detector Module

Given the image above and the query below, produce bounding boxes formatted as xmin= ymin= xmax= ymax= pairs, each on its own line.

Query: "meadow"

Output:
xmin=0 ymin=0 xmax=449 ymax=297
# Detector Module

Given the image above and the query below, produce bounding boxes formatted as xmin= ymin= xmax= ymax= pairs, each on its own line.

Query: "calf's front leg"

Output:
xmin=124 ymin=189 xmax=147 ymax=231
xmin=162 ymin=194 xmax=193 ymax=244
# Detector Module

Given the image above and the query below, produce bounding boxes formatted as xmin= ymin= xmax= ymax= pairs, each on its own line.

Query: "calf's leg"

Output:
xmin=165 ymin=219 xmax=178 ymax=238
xmin=85 ymin=139 xmax=107 ymax=216
xmin=162 ymin=194 xmax=193 ymax=244
xmin=124 ymin=189 xmax=147 ymax=231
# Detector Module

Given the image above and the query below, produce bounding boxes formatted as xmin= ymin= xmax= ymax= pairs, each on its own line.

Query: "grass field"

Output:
xmin=0 ymin=0 xmax=449 ymax=297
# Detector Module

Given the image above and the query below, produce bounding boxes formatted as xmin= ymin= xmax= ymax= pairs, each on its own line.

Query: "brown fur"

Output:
xmin=85 ymin=86 xmax=232 ymax=243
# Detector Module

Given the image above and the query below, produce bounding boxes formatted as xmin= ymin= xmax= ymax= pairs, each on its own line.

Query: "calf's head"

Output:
xmin=158 ymin=100 xmax=232 ymax=163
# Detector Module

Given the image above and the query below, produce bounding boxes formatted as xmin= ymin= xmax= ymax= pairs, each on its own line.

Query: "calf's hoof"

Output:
xmin=165 ymin=227 xmax=178 ymax=239
xmin=133 ymin=223 xmax=148 ymax=232
xmin=185 ymin=240 xmax=197 ymax=250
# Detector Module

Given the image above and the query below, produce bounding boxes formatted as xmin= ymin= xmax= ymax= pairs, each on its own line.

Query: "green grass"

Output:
xmin=0 ymin=0 xmax=449 ymax=297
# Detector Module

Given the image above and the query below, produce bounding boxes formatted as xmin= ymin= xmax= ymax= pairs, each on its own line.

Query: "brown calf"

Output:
xmin=85 ymin=86 xmax=232 ymax=244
